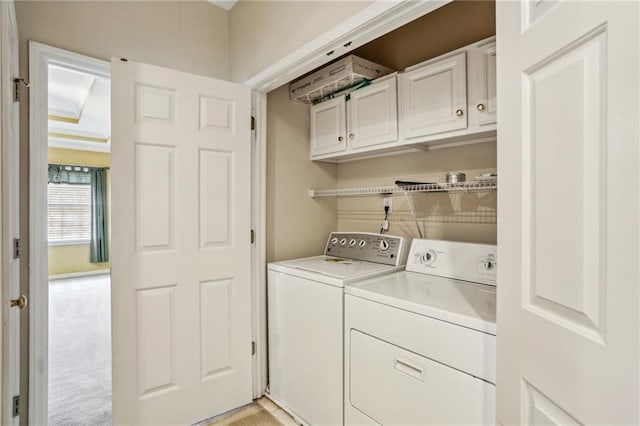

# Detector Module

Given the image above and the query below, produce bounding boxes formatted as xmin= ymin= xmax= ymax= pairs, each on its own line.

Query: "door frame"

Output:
xmin=28 ymin=41 xmax=110 ymax=426
xmin=1 ymin=1 xmax=19 ymax=424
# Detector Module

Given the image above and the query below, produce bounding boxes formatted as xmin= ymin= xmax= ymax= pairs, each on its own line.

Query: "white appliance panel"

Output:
xmin=406 ymin=238 xmax=497 ymax=285
xmin=346 ymin=271 xmax=496 ymax=333
xmin=345 ymin=294 xmax=496 ymax=384
xmin=349 ymin=330 xmax=495 ymax=426
xmin=267 ymin=270 xmax=343 ymax=425
xmin=269 ymin=255 xmax=403 ymax=287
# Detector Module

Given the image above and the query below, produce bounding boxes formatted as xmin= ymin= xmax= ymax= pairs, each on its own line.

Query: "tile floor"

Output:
xmin=203 ymin=397 xmax=298 ymax=426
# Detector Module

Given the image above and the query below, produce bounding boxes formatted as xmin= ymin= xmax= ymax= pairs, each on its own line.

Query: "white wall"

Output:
xmin=229 ymin=0 xmax=372 ymax=83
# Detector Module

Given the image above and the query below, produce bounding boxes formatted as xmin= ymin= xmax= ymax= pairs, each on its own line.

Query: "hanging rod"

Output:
xmin=308 ymin=180 xmax=497 ymax=197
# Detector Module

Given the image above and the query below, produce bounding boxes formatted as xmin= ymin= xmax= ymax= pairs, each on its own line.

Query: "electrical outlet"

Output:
xmin=383 ymin=197 xmax=392 ymax=212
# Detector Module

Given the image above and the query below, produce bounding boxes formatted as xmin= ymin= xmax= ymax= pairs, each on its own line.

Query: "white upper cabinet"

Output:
xmin=310 ymin=95 xmax=347 ymax=157
xmin=309 ymin=36 xmax=497 ymax=162
xmin=348 ymin=75 xmax=398 ymax=150
xmin=470 ymin=39 xmax=497 ymax=126
xmin=400 ymin=51 xmax=468 ymax=138
xmin=310 ymin=75 xmax=398 ymax=160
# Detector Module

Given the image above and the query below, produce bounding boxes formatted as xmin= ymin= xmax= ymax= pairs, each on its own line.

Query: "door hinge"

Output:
xmin=13 ymin=238 xmax=21 ymax=259
xmin=250 ymin=229 xmax=255 ymax=244
xmin=13 ymin=78 xmax=30 ymax=102
xmin=251 ymin=116 xmax=255 ymax=131
xmin=12 ymin=395 xmax=20 ymax=417
xmin=251 ymin=341 xmax=256 ymax=356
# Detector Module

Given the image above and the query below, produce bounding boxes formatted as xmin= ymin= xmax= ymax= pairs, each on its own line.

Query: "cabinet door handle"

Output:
xmin=338 ymin=136 xmax=344 ymax=142
xmin=477 ymin=103 xmax=485 ymax=111
xmin=349 ymin=133 xmax=355 ymax=139
xmin=456 ymin=109 xmax=464 ymax=117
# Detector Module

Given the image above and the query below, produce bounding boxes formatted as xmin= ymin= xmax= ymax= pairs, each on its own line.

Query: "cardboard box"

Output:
xmin=289 ymin=55 xmax=394 ymax=104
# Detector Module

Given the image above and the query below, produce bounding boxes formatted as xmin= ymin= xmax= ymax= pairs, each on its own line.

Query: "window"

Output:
xmin=47 ymin=183 xmax=92 ymax=244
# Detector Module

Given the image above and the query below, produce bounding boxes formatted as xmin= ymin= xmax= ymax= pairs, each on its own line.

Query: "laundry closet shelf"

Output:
xmin=308 ymin=181 xmax=497 ymax=198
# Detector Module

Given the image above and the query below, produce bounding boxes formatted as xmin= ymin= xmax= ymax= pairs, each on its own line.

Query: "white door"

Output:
xmin=497 ymin=1 xmax=639 ymax=425
xmin=310 ymin=95 xmax=346 ymax=158
xmin=111 ymin=59 xmax=253 ymax=425
xmin=1 ymin=2 xmax=21 ymax=425
xmin=348 ymin=75 xmax=398 ymax=150
xmin=400 ymin=51 xmax=467 ymax=138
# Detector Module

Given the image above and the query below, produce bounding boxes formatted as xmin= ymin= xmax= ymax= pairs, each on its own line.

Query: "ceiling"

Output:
xmin=48 ymin=64 xmax=110 ymax=153
xmin=208 ymin=0 xmax=237 ymax=11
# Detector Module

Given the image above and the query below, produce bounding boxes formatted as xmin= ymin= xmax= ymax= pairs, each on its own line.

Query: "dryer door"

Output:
xmin=349 ymin=330 xmax=495 ymax=425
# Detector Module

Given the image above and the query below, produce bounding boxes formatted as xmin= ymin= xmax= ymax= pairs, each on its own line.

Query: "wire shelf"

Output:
xmin=309 ymin=180 xmax=497 ymax=197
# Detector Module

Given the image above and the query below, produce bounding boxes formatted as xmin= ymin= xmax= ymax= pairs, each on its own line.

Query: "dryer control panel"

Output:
xmin=325 ymin=232 xmax=408 ymax=267
xmin=406 ymin=239 xmax=497 ymax=286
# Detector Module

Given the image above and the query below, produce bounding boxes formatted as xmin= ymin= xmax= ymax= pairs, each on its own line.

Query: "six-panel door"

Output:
xmin=111 ymin=59 xmax=253 ymax=425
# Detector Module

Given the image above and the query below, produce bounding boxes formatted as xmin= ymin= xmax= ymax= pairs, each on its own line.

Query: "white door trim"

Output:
xmin=1 ymin=1 xmax=19 ymax=424
xmin=245 ymin=0 xmax=451 ymax=93
xmin=243 ymin=0 xmax=451 ymax=397
xmin=28 ymin=41 xmax=110 ymax=426
xmin=250 ymin=91 xmax=268 ymax=398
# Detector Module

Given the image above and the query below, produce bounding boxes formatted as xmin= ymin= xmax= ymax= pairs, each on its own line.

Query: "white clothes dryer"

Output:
xmin=344 ymin=238 xmax=497 ymax=425
xmin=267 ymin=232 xmax=408 ymax=426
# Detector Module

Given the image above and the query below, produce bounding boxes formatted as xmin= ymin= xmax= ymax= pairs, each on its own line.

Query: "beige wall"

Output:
xmin=47 ymin=148 xmax=111 ymax=276
xmin=15 ymin=1 xmax=230 ymax=79
xmin=48 ymin=147 xmax=110 ymax=168
xmin=266 ymin=85 xmax=337 ymax=262
xmin=336 ymin=142 xmax=497 ymax=245
xmin=229 ymin=0 xmax=372 ymax=83
xmin=352 ymin=0 xmax=495 ymax=70
xmin=48 ymin=244 xmax=109 ymax=276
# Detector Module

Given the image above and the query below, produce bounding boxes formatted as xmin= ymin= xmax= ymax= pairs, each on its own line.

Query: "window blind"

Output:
xmin=48 ymin=183 xmax=92 ymax=243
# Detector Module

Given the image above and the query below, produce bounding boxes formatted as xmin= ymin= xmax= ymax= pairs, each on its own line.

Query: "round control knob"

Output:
xmin=340 ymin=238 xmax=347 ymax=246
xmin=349 ymin=238 xmax=356 ymax=246
xmin=358 ymin=240 xmax=366 ymax=247
xmin=379 ymin=240 xmax=390 ymax=251
xmin=330 ymin=237 xmax=339 ymax=245
xmin=421 ymin=250 xmax=436 ymax=265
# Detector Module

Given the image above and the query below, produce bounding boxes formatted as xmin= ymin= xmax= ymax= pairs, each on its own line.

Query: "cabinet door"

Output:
xmin=476 ymin=41 xmax=496 ymax=125
xmin=310 ymin=96 xmax=346 ymax=157
xmin=347 ymin=76 xmax=398 ymax=150
xmin=400 ymin=51 xmax=467 ymax=138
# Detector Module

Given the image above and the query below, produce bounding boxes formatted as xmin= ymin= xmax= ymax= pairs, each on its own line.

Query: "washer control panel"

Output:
xmin=406 ymin=239 xmax=497 ymax=285
xmin=325 ymin=232 xmax=408 ymax=266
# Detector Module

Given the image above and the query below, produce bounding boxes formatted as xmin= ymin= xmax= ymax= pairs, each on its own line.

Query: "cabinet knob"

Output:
xmin=338 ymin=136 xmax=344 ymax=142
xmin=477 ymin=103 xmax=485 ymax=111
xmin=349 ymin=133 xmax=355 ymax=139
xmin=456 ymin=109 xmax=464 ymax=117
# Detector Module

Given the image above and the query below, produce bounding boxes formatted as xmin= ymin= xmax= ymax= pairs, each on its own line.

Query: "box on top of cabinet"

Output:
xmin=290 ymin=55 xmax=395 ymax=104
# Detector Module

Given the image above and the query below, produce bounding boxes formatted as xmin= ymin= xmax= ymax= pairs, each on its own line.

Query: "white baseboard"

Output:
xmin=48 ymin=268 xmax=111 ymax=281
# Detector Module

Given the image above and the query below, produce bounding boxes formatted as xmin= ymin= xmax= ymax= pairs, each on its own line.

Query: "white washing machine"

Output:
xmin=344 ymin=238 xmax=497 ymax=425
xmin=267 ymin=232 xmax=408 ymax=426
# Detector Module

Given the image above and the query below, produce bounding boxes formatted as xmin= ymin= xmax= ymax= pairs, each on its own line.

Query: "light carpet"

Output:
xmin=48 ymin=274 xmax=112 ymax=426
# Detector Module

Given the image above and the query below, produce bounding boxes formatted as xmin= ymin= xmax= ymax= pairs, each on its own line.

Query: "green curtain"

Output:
xmin=90 ymin=168 xmax=109 ymax=263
